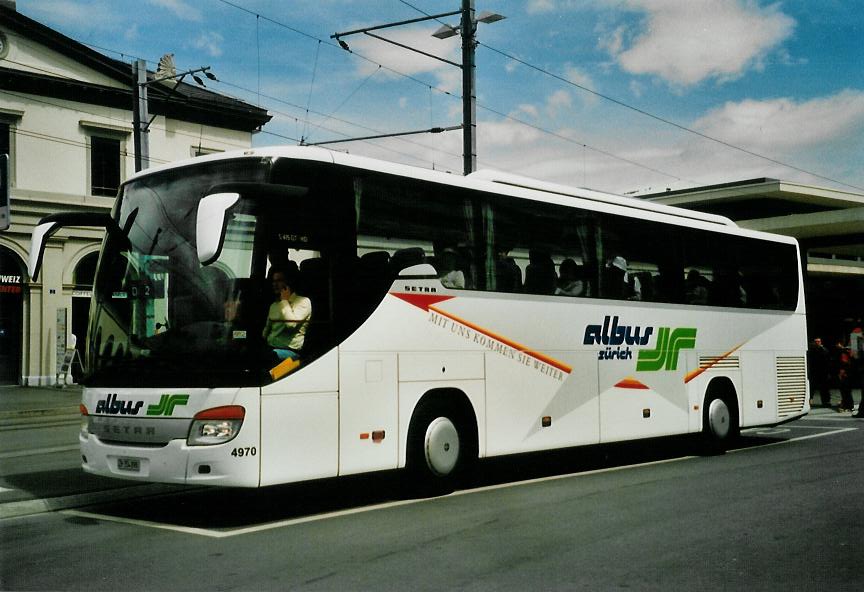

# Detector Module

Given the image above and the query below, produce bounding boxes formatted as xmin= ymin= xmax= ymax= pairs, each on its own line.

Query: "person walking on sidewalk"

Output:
xmin=834 ymin=341 xmax=855 ymax=412
xmin=849 ymin=325 xmax=864 ymax=417
xmin=808 ymin=337 xmax=832 ymax=407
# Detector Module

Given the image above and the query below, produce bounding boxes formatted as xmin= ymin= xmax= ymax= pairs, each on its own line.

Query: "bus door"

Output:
xmin=199 ymin=176 xmax=351 ymax=485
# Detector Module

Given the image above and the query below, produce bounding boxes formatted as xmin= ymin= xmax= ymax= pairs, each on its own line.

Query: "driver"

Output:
xmin=262 ymin=267 xmax=311 ymax=360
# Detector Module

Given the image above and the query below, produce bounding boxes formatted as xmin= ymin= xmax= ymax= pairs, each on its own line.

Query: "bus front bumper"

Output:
xmin=80 ymin=433 xmax=260 ymax=487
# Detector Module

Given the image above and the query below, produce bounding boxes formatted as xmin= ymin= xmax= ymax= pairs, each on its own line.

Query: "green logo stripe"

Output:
xmin=636 ymin=327 xmax=697 ymax=372
xmin=636 ymin=327 xmax=669 ymax=372
xmin=665 ymin=328 xmax=697 ymax=371
xmin=147 ymin=394 xmax=189 ymax=416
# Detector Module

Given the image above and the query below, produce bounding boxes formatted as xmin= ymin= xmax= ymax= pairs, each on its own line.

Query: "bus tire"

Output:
xmin=406 ymin=399 xmax=475 ymax=493
xmin=702 ymin=385 xmax=739 ymax=454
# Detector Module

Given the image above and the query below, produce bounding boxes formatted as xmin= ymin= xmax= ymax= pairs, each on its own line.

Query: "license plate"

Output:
xmin=117 ymin=457 xmax=141 ymax=472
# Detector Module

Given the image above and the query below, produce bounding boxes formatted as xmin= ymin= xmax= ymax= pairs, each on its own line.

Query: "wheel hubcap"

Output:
xmin=424 ymin=417 xmax=460 ymax=476
xmin=708 ymin=399 xmax=730 ymax=439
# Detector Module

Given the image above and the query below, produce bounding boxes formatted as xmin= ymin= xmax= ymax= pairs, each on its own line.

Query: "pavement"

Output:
xmin=0 ymin=383 xmax=187 ymax=519
xmin=0 ymin=383 xmax=82 ymax=420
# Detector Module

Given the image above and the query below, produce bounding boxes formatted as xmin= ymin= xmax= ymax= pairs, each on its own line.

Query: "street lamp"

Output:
xmin=332 ymin=0 xmax=504 ymax=175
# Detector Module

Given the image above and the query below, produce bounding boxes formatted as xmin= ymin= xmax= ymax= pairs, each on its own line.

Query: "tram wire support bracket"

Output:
xmin=330 ymin=0 xmax=504 ymax=175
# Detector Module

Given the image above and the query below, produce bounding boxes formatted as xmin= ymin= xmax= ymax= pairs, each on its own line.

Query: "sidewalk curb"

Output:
xmin=0 ymin=408 xmax=80 ymax=421
xmin=0 ymin=483 xmax=190 ymax=519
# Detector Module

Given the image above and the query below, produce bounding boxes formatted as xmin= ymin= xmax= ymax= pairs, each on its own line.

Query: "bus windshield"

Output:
xmin=87 ymin=158 xmax=276 ymax=387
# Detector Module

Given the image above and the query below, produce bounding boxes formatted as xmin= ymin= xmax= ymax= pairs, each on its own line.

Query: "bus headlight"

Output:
xmin=187 ymin=405 xmax=245 ymax=446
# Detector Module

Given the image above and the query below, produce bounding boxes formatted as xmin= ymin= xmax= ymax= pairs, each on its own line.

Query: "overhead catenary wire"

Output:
xmin=477 ymin=41 xmax=864 ymax=193
xmin=3 ymin=33 xmax=461 ymax=170
xmin=305 ymin=65 xmax=382 ymax=140
xmin=210 ymin=0 xmax=688 ymax=183
xmin=392 ymin=0 xmax=864 ymax=192
xmin=301 ymin=40 xmax=322 ymax=142
xmin=12 ymin=8 xmax=679 ymax=181
xmin=13 ymin=3 xmax=861 ymax=191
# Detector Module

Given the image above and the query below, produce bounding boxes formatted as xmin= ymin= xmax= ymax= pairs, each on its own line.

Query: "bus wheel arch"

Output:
xmin=406 ymin=388 xmax=479 ymax=490
xmin=702 ymin=377 xmax=740 ymax=452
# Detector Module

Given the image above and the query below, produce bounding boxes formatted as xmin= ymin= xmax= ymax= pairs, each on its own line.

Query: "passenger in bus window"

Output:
xmin=437 ymin=247 xmax=465 ymax=289
xmin=262 ymin=267 xmax=312 ymax=361
xmin=495 ymin=246 xmax=522 ymax=292
xmin=685 ymin=269 xmax=709 ymax=304
xmin=556 ymin=258 xmax=587 ymax=297
xmin=605 ymin=256 xmax=641 ymax=300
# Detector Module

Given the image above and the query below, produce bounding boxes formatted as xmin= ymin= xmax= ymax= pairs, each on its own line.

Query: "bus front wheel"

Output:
xmin=407 ymin=403 xmax=473 ymax=492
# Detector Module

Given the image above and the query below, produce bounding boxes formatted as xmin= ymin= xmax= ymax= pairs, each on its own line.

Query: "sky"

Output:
xmin=18 ymin=0 xmax=864 ymax=195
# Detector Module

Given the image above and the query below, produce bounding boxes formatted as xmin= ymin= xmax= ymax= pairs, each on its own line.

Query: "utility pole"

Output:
xmin=461 ymin=0 xmax=476 ymax=175
xmin=132 ymin=59 xmax=150 ymax=173
xmin=332 ymin=3 xmax=503 ymax=176
xmin=131 ymin=56 xmax=216 ymax=173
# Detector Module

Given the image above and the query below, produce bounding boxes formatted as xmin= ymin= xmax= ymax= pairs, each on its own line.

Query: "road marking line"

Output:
xmin=61 ymin=495 xmax=439 ymax=539
xmin=729 ymin=427 xmax=856 ymax=453
xmin=53 ymin=424 xmax=854 ymax=538
xmin=0 ymin=445 xmax=79 ymax=459
xmin=61 ymin=509 xmax=228 ymax=538
xmin=65 ymin=457 xmax=704 ymax=538
xmin=58 ymin=457 xmax=700 ymax=539
xmin=750 ymin=425 xmax=842 ymax=430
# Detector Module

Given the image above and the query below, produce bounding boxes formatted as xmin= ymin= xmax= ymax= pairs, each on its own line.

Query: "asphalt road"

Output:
xmin=1 ymin=413 xmax=862 ymax=591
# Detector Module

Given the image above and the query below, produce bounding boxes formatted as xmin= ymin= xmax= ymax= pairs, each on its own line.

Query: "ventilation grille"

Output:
xmin=698 ymin=356 xmax=740 ymax=370
xmin=776 ymin=356 xmax=807 ymax=419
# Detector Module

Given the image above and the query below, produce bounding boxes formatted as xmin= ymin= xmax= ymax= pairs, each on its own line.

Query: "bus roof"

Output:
xmin=128 ymin=145 xmax=741 ymax=231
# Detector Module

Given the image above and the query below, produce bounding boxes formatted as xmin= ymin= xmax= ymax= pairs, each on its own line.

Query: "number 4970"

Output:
xmin=231 ymin=447 xmax=257 ymax=457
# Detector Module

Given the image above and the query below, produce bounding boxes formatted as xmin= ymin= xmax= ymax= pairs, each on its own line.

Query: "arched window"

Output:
xmin=74 ymin=252 xmax=99 ymax=291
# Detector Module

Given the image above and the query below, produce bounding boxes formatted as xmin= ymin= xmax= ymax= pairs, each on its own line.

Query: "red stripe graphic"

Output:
xmin=615 ymin=377 xmax=650 ymax=390
xmin=683 ymin=342 xmax=745 ymax=384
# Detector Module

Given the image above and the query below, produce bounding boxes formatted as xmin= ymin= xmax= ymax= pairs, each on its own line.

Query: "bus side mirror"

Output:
xmin=197 ymin=192 xmax=240 ymax=266
xmin=28 ymin=221 xmax=59 ymax=281
xmin=28 ymin=212 xmax=112 ymax=281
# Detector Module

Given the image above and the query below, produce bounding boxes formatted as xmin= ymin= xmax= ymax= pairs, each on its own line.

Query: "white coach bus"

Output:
xmin=29 ymin=147 xmax=808 ymax=488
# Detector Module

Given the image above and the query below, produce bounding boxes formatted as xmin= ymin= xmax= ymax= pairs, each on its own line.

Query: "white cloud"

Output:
xmin=546 ymin=89 xmax=572 ymax=117
xmin=192 ymin=31 xmax=224 ymax=57
xmin=146 ymin=0 xmax=202 ymax=22
xmin=526 ymin=0 xmax=557 ymax=14
xmin=124 ymin=23 xmax=140 ymax=42
xmin=525 ymin=0 xmax=587 ymax=14
xmin=26 ymin=1 xmax=125 ymax=32
xmin=471 ymin=90 xmax=864 ymax=193
xmin=563 ymin=65 xmax=597 ymax=105
xmin=605 ymin=0 xmax=795 ymax=86
xmin=348 ymin=26 xmax=460 ymax=81
xmin=515 ymin=104 xmax=540 ymax=119
xmin=693 ymin=90 xmax=864 ymax=151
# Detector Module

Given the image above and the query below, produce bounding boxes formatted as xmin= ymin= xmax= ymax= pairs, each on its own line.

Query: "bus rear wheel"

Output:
xmin=702 ymin=393 xmax=739 ymax=454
